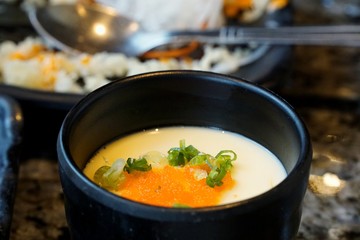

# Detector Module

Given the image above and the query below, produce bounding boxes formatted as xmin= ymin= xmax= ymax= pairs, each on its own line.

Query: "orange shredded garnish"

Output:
xmin=9 ymin=44 xmax=45 ymax=60
xmin=223 ymin=0 xmax=253 ymax=18
xmin=269 ymin=0 xmax=288 ymax=10
xmin=118 ymin=165 xmax=234 ymax=207
xmin=81 ymin=55 xmax=92 ymax=65
xmin=39 ymin=53 xmax=58 ymax=90
xmin=141 ymin=41 xmax=200 ymax=59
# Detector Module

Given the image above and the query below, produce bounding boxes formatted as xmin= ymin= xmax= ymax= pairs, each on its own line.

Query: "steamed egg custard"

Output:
xmin=83 ymin=126 xmax=287 ymax=207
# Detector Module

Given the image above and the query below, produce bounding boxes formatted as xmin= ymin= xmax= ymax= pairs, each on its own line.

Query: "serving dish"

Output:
xmin=0 ymin=1 xmax=292 ymax=109
xmin=0 ymin=1 xmax=292 ymax=158
xmin=57 ymin=70 xmax=312 ymax=240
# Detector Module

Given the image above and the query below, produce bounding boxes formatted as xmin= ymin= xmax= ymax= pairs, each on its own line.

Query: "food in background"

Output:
xmin=0 ymin=0 xmax=288 ymax=93
xmin=0 ymin=37 xmax=259 ymax=93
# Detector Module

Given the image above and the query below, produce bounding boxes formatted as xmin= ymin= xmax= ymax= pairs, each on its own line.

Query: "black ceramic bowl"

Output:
xmin=57 ymin=70 xmax=312 ymax=240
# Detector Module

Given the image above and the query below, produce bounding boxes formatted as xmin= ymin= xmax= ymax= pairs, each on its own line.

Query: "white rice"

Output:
xmin=0 ymin=36 xmax=267 ymax=93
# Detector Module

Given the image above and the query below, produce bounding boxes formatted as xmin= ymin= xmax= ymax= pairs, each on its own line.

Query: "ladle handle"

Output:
xmin=168 ymin=25 xmax=360 ymax=47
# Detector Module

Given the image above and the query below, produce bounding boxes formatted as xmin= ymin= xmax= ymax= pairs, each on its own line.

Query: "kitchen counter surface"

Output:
xmin=4 ymin=0 xmax=360 ymax=239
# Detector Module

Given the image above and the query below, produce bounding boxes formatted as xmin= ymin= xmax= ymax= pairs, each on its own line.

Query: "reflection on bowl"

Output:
xmin=57 ymin=70 xmax=312 ymax=240
xmin=0 ymin=95 xmax=23 ymax=239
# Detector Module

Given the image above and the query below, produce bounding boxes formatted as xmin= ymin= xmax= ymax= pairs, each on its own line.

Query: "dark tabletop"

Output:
xmin=4 ymin=0 xmax=360 ymax=239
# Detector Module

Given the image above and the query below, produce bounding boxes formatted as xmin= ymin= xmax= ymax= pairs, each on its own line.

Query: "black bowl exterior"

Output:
xmin=57 ymin=70 xmax=312 ymax=240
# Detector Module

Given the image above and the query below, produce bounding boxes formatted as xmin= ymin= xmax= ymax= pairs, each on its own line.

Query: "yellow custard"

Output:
xmin=83 ymin=126 xmax=287 ymax=207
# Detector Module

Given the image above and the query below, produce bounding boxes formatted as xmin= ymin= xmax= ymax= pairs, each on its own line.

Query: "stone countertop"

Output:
xmin=5 ymin=0 xmax=360 ymax=239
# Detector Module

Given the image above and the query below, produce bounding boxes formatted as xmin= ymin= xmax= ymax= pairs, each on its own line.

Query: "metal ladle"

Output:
xmin=27 ymin=3 xmax=360 ymax=57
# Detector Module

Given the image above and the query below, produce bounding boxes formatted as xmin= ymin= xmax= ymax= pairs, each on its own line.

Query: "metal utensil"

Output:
xmin=27 ymin=3 xmax=360 ymax=57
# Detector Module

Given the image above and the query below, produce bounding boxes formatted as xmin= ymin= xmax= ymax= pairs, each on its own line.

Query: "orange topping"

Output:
xmin=223 ymin=0 xmax=253 ymax=18
xmin=81 ymin=55 xmax=92 ymax=65
xmin=40 ymin=54 xmax=57 ymax=89
xmin=141 ymin=41 xmax=200 ymax=59
xmin=9 ymin=44 xmax=45 ymax=60
xmin=118 ymin=165 xmax=234 ymax=207
xmin=269 ymin=0 xmax=288 ymax=10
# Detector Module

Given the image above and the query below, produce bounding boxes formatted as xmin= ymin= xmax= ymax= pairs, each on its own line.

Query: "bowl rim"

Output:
xmin=57 ymin=70 xmax=312 ymax=221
